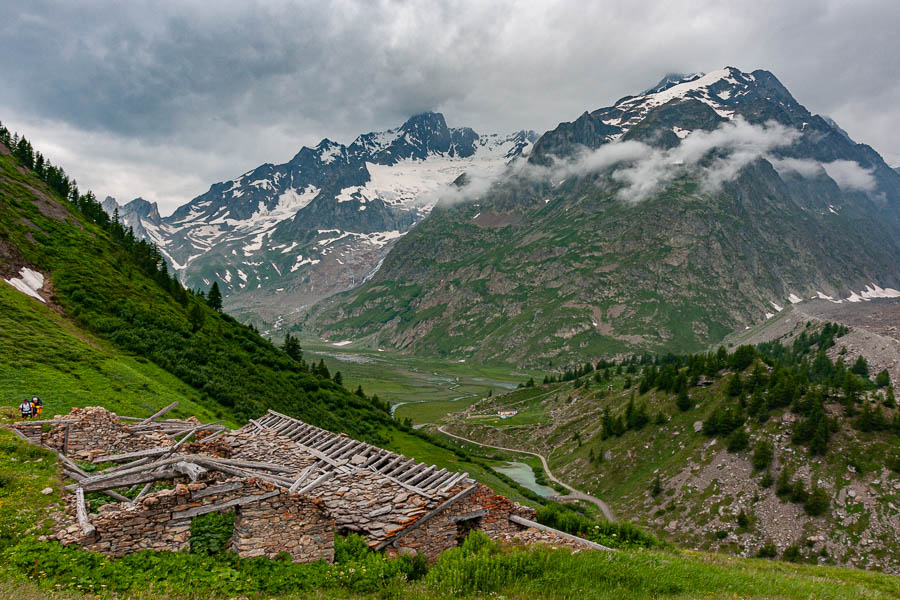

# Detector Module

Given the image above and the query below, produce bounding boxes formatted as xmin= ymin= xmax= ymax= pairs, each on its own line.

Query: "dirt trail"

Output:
xmin=437 ymin=426 xmax=616 ymax=521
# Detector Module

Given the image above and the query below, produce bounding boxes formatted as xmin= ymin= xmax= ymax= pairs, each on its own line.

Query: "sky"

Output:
xmin=1 ymin=0 xmax=898 ymax=215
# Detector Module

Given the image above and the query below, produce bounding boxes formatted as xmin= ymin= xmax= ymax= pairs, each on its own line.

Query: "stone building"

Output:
xmin=16 ymin=406 xmax=606 ymax=564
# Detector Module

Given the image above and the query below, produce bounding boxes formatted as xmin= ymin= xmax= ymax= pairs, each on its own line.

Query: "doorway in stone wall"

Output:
xmin=455 ymin=515 xmax=483 ymax=545
xmin=189 ymin=510 xmax=235 ymax=555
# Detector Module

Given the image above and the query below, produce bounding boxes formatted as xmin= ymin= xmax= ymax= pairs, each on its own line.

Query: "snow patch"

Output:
xmin=770 ymin=302 xmax=784 ymax=311
xmin=331 ymin=340 xmax=353 ymax=347
xmin=788 ymin=293 xmax=803 ymax=304
xmin=4 ymin=267 xmax=45 ymax=302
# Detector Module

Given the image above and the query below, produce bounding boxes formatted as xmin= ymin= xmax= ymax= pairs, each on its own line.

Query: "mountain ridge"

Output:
xmin=104 ymin=113 xmax=537 ymax=329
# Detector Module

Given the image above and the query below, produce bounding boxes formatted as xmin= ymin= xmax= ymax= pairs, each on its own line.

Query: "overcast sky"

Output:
xmin=2 ymin=0 xmax=898 ymax=215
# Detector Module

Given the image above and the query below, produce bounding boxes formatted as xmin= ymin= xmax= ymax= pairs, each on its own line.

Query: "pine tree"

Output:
xmin=316 ymin=359 xmax=330 ymax=380
xmin=751 ymin=440 xmax=774 ymax=471
xmin=282 ymin=334 xmax=303 ymax=362
xmin=207 ymin=281 xmax=223 ymax=312
xmin=851 ymin=355 xmax=869 ymax=377
xmin=875 ymin=369 xmax=891 ymax=388
xmin=676 ymin=386 xmax=691 ymax=412
xmin=651 ymin=474 xmax=662 ymax=497
xmin=776 ymin=468 xmax=793 ymax=497
xmin=333 ymin=371 xmax=343 ymax=385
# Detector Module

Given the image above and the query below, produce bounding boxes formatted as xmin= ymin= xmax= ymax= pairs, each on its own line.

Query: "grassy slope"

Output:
xmin=0 ymin=283 xmax=228 ymax=423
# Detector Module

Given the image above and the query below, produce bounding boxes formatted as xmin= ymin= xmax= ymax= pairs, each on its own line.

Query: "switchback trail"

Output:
xmin=437 ymin=426 xmax=615 ymax=521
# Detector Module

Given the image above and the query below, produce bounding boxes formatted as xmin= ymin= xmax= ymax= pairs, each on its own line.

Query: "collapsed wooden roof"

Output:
xmin=249 ymin=410 xmax=474 ymax=500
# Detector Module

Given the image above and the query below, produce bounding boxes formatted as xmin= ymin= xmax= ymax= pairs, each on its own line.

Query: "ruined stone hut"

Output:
xmin=13 ymin=406 xmax=606 ymax=564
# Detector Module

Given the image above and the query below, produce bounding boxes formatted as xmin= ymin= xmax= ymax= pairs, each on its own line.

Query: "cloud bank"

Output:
xmin=1 ymin=1 xmax=899 ymax=212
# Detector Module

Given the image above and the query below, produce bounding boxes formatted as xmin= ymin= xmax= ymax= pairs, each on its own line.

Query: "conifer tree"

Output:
xmin=207 ymin=281 xmax=223 ymax=312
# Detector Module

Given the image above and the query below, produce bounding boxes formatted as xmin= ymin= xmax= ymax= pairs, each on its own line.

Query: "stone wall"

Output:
xmin=54 ymin=478 xmax=334 ymax=563
xmin=218 ymin=428 xmax=318 ymax=473
xmin=388 ymin=484 xmax=535 ymax=559
xmin=233 ymin=494 xmax=333 ymax=562
xmin=41 ymin=407 xmax=171 ymax=460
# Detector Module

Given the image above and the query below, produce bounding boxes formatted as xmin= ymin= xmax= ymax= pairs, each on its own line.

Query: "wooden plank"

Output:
xmin=395 ymin=462 xmax=427 ymax=482
xmin=297 ymin=471 xmax=334 ymax=495
xmin=80 ymin=470 xmax=180 ymax=492
xmin=509 ymin=515 xmax=613 ymax=551
xmin=80 ymin=456 xmax=187 ymax=486
xmin=189 ymin=458 xmax=294 ymax=487
xmin=63 ymin=424 xmax=70 ymax=456
xmin=205 ymin=457 xmax=294 ymax=473
xmin=191 ymin=481 xmax=244 ymax=499
xmin=173 ymin=490 xmax=280 ymax=520
xmin=14 ymin=418 xmax=78 ymax=426
xmin=137 ymin=402 xmax=179 ymax=426
xmin=407 ymin=465 xmax=436 ymax=486
xmin=93 ymin=447 xmax=169 ymax=463
xmin=9 ymin=427 xmax=30 ymax=442
xmin=104 ymin=456 xmax=153 ymax=473
xmin=75 ymin=488 xmax=96 ymax=537
xmin=376 ymin=484 xmax=478 ymax=550
xmin=288 ymin=466 xmax=314 ymax=492
xmin=132 ymin=481 xmax=154 ymax=504
xmin=418 ymin=469 xmax=448 ymax=488
xmin=379 ymin=473 xmax=434 ymax=499
xmin=439 ymin=472 xmax=470 ymax=491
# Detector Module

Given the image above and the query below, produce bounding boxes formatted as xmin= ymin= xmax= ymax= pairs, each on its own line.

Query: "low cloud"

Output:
xmin=435 ymin=118 xmax=879 ymax=206
xmin=535 ymin=118 xmax=800 ymax=202
xmin=820 ymin=159 xmax=877 ymax=191
xmin=771 ymin=156 xmax=876 ymax=191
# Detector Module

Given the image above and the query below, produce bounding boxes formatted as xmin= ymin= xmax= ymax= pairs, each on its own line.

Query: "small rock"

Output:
xmin=693 ymin=421 xmax=703 ymax=433
xmin=41 ymin=487 xmax=53 ymax=495
xmin=847 ymin=489 xmax=857 ymax=498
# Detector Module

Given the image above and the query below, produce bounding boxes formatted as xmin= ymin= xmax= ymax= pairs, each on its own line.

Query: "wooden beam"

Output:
xmin=288 ymin=466 xmax=314 ymax=492
xmin=407 ymin=465 xmax=436 ymax=486
xmin=63 ymin=424 xmax=70 ymax=456
xmin=508 ymin=515 xmax=613 ymax=551
xmin=80 ymin=470 xmax=179 ymax=492
xmin=376 ymin=484 xmax=478 ymax=550
xmin=93 ymin=447 xmax=169 ymax=463
xmin=137 ymin=402 xmax=179 ymax=426
xmin=296 ymin=471 xmax=334 ymax=495
xmin=191 ymin=481 xmax=244 ymax=499
xmin=418 ymin=469 xmax=448 ymax=489
xmin=14 ymin=418 xmax=77 ymax=426
xmin=75 ymin=488 xmax=96 ymax=537
xmin=203 ymin=457 xmax=294 ymax=473
xmin=172 ymin=490 xmax=280 ymax=520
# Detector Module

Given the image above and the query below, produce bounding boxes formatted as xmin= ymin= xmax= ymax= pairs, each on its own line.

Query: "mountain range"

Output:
xmin=307 ymin=67 xmax=900 ymax=365
xmin=104 ymin=114 xmax=536 ymax=329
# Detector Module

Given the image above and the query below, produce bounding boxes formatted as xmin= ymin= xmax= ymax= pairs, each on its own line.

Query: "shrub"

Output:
xmin=751 ymin=440 xmax=774 ymax=471
xmin=726 ymin=429 xmax=749 ymax=452
xmin=804 ymin=486 xmax=830 ymax=516
xmin=757 ymin=540 xmax=778 ymax=558
xmin=759 ymin=470 xmax=774 ymax=489
xmin=736 ymin=509 xmax=750 ymax=528
xmin=535 ymin=503 xmax=665 ymax=549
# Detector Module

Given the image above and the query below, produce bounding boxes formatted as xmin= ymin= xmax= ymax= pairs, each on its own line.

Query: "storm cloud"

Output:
xmin=1 ymin=0 xmax=898 ymax=213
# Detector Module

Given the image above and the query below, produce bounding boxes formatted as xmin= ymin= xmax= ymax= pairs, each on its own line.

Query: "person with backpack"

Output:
xmin=31 ymin=396 xmax=43 ymax=418
xmin=19 ymin=398 xmax=33 ymax=420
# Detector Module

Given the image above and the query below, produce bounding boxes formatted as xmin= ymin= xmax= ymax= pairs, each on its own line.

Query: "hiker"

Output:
xmin=19 ymin=398 xmax=33 ymax=420
xmin=31 ymin=396 xmax=43 ymax=418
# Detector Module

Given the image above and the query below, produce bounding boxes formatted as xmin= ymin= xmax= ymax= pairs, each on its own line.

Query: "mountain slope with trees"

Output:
xmin=0 ymin=122 xmax=394 ymax=442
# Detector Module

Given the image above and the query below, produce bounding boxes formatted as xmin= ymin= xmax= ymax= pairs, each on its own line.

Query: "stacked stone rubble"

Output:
xmin=232 ymin=492 xmax=333 ymax=561
xmin=41 ymin=406 xmax=172 ymax=460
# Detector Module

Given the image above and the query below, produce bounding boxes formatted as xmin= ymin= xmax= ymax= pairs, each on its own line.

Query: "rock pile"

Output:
xmin=43 ymin=406 xmax=171 ymax=460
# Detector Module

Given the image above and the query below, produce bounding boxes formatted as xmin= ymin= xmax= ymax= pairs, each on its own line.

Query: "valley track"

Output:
xmin=437 ymin=426 xmax=615 ymax=521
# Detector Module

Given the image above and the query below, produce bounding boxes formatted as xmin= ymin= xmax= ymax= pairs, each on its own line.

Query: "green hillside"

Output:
xmin=0 ymin=133 xmax=396 ymax=441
